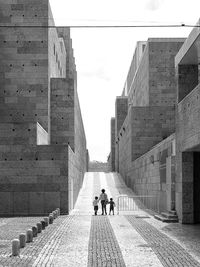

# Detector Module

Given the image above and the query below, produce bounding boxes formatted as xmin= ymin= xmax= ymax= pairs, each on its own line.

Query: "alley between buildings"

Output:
xmin=1 ymin=172 xmax=200 ymax=266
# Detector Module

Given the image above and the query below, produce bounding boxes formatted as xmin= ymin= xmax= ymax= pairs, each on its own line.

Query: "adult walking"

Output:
xmin=99 ymin=189 xmax=108 ymax=215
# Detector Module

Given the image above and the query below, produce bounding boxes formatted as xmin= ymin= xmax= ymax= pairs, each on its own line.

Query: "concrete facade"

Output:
xmin=110 ymin=118 xmax=115 ymax=171
xmin=109 ymin=38 xmax=185 ymax=219
xmin=122 ymin=41 xmax=146 ymax=97
xmin=0 ymin=0 xmax=87 ymax=215
xmin=115 ymin=97 xmax=128 ymax=172
xmin=89 ymin=161 xmax=110 ymax=172
xmin=175 ymin=19 xmax=200 ymax=223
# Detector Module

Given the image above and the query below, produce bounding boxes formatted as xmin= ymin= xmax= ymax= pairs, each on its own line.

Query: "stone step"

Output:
xmin=168 ymin=210 xmax=177 ymax=215
xmin=154 ymin=214 xmax=179 ymax=223
xmin=161 ymin=212 xmax=178 ymax=219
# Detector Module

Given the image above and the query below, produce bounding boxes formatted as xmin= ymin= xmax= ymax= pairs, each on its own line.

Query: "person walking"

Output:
xmin=99 ymin=189 xmax=108 ymax=215
xmin=93 ymin=196 xmax=99 ymax=216
xmin=108 ymin=198 xmax=115 ymax=215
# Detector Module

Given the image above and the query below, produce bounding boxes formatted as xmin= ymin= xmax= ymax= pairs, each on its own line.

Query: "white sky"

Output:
xmin=50 ymin=0 xmax=200 ymax=162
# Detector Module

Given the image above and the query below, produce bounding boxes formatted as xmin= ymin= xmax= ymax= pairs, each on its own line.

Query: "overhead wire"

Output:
xmin=0 ymin=24 xmax=199 ymax=28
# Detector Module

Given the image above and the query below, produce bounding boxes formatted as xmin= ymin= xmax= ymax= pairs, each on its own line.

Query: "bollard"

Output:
xmin=32 ymin=226 xmax=38 ymax=237
xmin=52 ymin=211 xmax=56 ymax=219
xmin=19 ymin=234 xmax=26 ymax=248
xmin=56 ymin=208 xmax=60 ymax=216
xmin=49 ymin=214 xmax=53 ymax=224
xmin=36 ymin=222 xmax=42 ymax=233
xmin=54 ymin=210 xmax=58 ymax=218
xmin=12 ymin=239 xmax=20 ymax=256
xmin=26 ymin=229 xmax=33 ymax=243
xmin=44 ymin=217 xmax=49 ymax=226
xmin=41 ymin=220 xmax=45 ymax=230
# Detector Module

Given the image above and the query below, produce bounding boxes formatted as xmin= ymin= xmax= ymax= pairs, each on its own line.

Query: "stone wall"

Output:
xmin=119 ymin=131 xmax=175 ymax=213
xmin=50 ymin=78 xmax=75 ymax=148
xmin=110 ymin=38 xmax=185 ymax=216
xmin=148 ymin=39 xmax=185 ymax=106
xmin=89 ymin=161 xmax=110 ymax=172
xmin=128 ymin=44 xmax=149 ymax=106
xmin=115 ymin=97 xmax=128 ymax=171
xmin=176 ymin=70 xmax=200 ymax=223
xmin=130 ymin=106 xmax=175 ymax=161
xmin=0 ymin=0 xmax=87 ymax=215
xmin=118 ymin=111 xmax=131 ymax=180
xmin=0 ymin=145 xmax=69 ymax=215
xmin=110 ymin=118 xmax=115 ymax=171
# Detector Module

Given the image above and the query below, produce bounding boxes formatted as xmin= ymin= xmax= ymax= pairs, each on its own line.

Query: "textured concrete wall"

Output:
xmin=115 ymin=97 xmax=128 ymax=171
xmin=149 ymin=39 xmax=185 ymax=106
xmin=177 ymin=65 xmax=198 ymax=102
xmin=174 ymin=18 xmax=200 ymax=223
xmin=0 ymin=0 xmax=87 ymax=215
xmin=128 ymin=45 xmax=149 ymax=106
xmin=0 ymin=145 xmax=69 ymax=215
xmin=50 ymin=78 xmax=74 ymax=148
xmin=130 ymin=106 xmax=175 ymax=161
xmin=176 ymin=83 xmax=200 ymax=152
xmin=89 ymin=161 xmax=110 ymax=172
xmin=176 ymin=74 xmax=200 ymax=222
xmin=110 ymin=118 xmax=115 ymax=171
xmin=118 ymin=111 xmax=131 ymax=180
xmin=111 ymin=39 xmax=185 ymax=216
xmin=122 ymin=41 xmax=146 ymax=96
xmin=0 ymin=0 xmax=49 ymax=132
xmin=72 ymin=87 xmax=87 ymax=204
xmin=118 ymin=128 xmax=175 ymax=213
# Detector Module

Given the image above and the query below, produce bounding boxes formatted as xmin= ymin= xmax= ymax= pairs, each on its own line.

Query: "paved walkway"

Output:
xmin=1 ymin=172 xmax=200 ymax=266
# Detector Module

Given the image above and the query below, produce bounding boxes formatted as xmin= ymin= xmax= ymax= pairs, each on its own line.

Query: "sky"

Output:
xmin=49 ymin=0 xmax=200 ymax=162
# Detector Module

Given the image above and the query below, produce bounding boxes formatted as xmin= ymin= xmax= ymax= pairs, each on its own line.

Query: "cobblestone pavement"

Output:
xmin=1 ymin=172 xmax=200 ymax=266
xmin=0 ymin=216 xmax=71 ymax=266
xmin=88 ymin=216 xmax=125 ymax=267
xmin=126 ymin=215 xmax=200 ymax=267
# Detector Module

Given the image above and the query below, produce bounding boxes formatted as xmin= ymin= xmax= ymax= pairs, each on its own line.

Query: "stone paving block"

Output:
xmin=126 ymin=215 xmax=200 ymax=267
xmin=88 ymin=216 xmax=126 ymax=267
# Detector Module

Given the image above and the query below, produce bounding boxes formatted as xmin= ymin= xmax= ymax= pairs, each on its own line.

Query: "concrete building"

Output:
xmin=110 ymin=38 xmax=186 ymax=220
xmin=175 ymin=19 xmax=200 ymax=223
xmin=0 ymin=0 xmax=88 ymax=215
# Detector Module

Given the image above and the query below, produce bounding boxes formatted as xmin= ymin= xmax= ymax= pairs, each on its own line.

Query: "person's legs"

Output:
xmin=109 ymin=206 xmax=111 ymax=215
xmin=101 ymin=200 xmax=105 ymax=215
xmin=104 ymin=203 xmax=107 ymax=215
xmin=110 ymin=207 xmax=114 ymax=215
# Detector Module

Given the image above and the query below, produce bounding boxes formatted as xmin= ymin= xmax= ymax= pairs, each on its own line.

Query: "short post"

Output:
xmin=44 ymin=217 xmax=49 ymax=227
xmin=56 ymin=208 xmax=60 ymax=216
xmin=12 ymin=239 xmax=20 ymax=256
xmin=41 ymin=220 xmax=45 ymax=230
xmin=19 ymin=234 xmax=26 ymax=248
xmin=32 ymin=226 xmax=38 ymax=237
xmin=52 ymin=211 xmax=56 ymax=219
xmin=55 ymin=210 xmax=59 ymax=218
xmin=26 ymin=229 xmax=33 ymax=243
xmin=49 ymin=214 xmax=53 ymax=224
xmin=37 ymin=222 xmax=42 ymax=233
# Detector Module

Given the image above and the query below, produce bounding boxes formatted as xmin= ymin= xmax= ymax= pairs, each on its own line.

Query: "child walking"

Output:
xmin=93 ymin=196 xmax=99 ymax=215
xmin=109 ymin=198 xmax=115 ymax=215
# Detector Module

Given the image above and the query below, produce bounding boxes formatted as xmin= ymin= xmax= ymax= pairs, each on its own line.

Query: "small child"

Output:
xmin=93 ymin=196 xmax=99 ymax=215
xmin=109 ymin=198 xmax=115 ymax=215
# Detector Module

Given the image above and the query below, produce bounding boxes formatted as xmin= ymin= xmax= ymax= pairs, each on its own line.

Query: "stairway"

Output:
xmin=154 ymin=210 xmax=179 ymax=223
